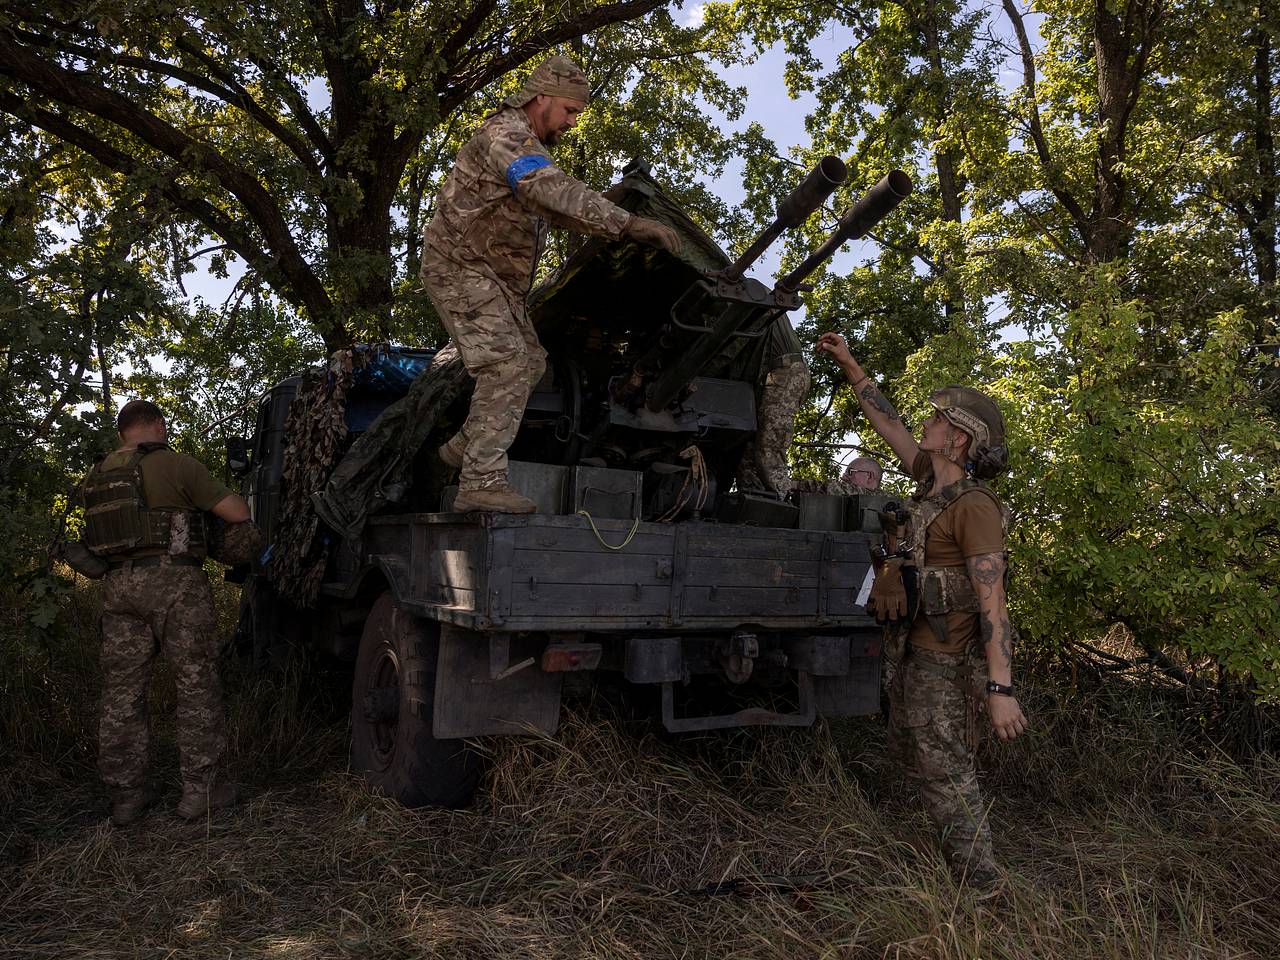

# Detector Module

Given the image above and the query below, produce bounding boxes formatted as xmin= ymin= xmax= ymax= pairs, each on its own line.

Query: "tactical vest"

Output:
xmin=82 ymin=444 xmax=207 ymax=561
xmin=899 ymin=477 xmax=1010 ymax=646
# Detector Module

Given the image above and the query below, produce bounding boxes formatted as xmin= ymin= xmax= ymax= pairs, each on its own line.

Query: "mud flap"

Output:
xmin=433 ymin=625 xmax=563 ymax=737
xmin=812 ymin=633 xmax=883 ymax=718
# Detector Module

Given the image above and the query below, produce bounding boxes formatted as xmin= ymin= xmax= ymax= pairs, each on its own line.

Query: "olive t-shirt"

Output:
xmin=96 ymin=445 xmax=233 ymax=512
xmin=906 ymin=451 xmax=1005 ymax=654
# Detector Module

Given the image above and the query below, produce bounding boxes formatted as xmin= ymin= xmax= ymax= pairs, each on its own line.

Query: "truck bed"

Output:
xmin=343 ymin=512 xmax=879 ymax=632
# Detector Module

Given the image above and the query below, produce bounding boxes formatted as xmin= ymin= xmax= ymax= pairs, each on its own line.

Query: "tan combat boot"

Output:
xmin=438 ymin=435 xmax=465 ymax=470
xmin=453 ymin=485 xmax=536 ymax=514
xmin=110 ymin=786 xmax=156 ymax=827
xmin=177 ymin=782 xmax=241 ymax=821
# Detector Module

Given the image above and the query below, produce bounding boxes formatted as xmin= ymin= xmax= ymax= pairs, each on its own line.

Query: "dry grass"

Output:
xmin=2 ymin=587 xmax=1279 ymax=958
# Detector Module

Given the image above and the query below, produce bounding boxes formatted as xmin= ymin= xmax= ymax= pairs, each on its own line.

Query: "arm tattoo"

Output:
xmin=979 ymin=613 xmax=1014 ymax=668
xmin=859 ymin=383 xmax=901 ymax=422
xmin=967 ymin=553 xmax=1003 ymax=598
xmin=972 ymin=552 xmax=1013 ymax=668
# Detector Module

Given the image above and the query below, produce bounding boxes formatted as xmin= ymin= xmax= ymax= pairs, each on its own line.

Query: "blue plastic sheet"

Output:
xmin=343 ymin=346 xmax=438 ymax=432
xmin=352 ymin=346 xmax=435 ymax=395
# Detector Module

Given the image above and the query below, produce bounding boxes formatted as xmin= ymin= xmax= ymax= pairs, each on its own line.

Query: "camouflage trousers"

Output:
xmin=98 ymin=564 xmax=225 ymax=794
xmin=884 ymin=632 xmax=998 ymax=884
xmin=737 ymin=354 xmax=809 ymax=497
xmin=422 ymin=265 xmax=546 ymax=490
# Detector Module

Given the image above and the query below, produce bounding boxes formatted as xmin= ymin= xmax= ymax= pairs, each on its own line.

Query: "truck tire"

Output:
xmin=350 ymin=591 xmax=481 ymax=808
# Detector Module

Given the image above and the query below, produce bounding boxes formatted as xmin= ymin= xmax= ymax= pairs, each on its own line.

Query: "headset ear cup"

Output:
xmin=972 ymin=444 xmax=1008 ymax=480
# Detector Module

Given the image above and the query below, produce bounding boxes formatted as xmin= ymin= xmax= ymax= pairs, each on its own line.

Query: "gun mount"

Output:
xmin=612 ymin=166 xmax=913 ymax=415
xmin=513 ymin=159 xmax=913 ymax=517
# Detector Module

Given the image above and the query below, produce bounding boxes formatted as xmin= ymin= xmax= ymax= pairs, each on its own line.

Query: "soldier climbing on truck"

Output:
xmin=421 ymin=55 xmax=682 ymax=515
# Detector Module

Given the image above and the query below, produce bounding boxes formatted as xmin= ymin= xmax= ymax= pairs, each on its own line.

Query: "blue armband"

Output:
xmin=506 ymin=154 xmax=552 ymax=194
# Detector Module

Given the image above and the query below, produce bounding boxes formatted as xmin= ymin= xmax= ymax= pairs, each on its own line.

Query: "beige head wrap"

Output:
xmin=502 ymin=55 xmax=591 ymax=108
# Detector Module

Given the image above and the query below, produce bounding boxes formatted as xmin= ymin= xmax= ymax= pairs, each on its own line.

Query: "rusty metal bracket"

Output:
xmin=660 ymin=672 xmax=816 ymax=732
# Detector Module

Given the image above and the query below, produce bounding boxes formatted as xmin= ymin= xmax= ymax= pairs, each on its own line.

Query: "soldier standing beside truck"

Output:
xmin=420 ymin=55 xmax=683 ymax=514
xmin=815 ymin=332 xmax=1028 ymax=893
xmin=80 ymin=399 xmax=257 ymax=826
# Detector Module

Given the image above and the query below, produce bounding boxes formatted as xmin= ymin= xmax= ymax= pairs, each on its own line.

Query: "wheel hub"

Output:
xmin=363 ymin=686 xmax=400 ymax=724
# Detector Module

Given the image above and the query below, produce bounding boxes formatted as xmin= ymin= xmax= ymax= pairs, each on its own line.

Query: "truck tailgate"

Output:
xmin=362 ymin=513 xmax=876 ymax=632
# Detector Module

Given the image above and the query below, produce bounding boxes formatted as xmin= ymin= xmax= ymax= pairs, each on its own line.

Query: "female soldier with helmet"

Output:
xmin=816 ymin=332 xmax=1028 ymax=894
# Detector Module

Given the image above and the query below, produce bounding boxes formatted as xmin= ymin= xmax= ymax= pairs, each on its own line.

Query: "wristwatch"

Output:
xmin=985 ymin=680 xmax=1015 ymax=697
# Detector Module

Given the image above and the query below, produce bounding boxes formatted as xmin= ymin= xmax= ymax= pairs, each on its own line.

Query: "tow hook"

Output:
xmin=719 ymin=632 xmax=759 ymax=684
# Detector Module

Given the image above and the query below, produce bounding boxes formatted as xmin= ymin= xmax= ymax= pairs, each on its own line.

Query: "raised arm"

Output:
xmin=815 ymin=333 xmax=918 ymax=466
xmin=965 ymin=551 xmax=1028 ymax=740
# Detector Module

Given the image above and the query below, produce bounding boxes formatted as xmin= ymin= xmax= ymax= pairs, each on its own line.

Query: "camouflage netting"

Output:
xmin=311 ymin=344 xmax=470 ymax=543
xmin=268 ymin=351 xmax=361 ymax=608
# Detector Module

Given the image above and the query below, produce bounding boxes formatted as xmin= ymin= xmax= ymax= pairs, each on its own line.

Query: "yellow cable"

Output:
xmin=576 ymin=509 xmax=640 ymax=550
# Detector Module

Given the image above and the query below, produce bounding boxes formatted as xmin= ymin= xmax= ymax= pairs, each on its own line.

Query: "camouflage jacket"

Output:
xmin=421 ymin=107 xmax=631 ymax=305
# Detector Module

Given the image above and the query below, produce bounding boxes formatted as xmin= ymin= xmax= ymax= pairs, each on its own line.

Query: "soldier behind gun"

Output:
xmin=422 ymin=55 xmax=683 ymax=514
xmin=77 ymin=399 xmax=262 ymax=826
xmin=815 ymin=332 xmax=1028 ymax=893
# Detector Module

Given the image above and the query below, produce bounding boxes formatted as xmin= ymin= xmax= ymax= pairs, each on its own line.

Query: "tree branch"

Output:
xmin=1000 ymin=0 xmax=1090 ymax=229
xmin=439 ymin=0 xmax=669 ymax=114
xmin=0 ymin=30 xmax=347 ymax=347
xmin=12 ymin=24 xmax=325 ymax=179
xmin=173 ymin=28 xmax=327 ymax=177
xmin=0 ymin=90 xmax=340 ymax=342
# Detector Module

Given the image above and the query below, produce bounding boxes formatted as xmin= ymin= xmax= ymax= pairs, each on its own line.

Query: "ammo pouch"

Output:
xmin=82 ymin=445 xmax=207 ymax=561
xmin=918 ymin=563 xmax=981 ymax=644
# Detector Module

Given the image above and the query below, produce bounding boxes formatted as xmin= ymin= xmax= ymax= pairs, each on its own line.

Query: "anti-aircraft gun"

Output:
xmin=502 ymin=157 xmax=913 ymax=523
xmin=231 ymin=159 xmax=913 ymax=809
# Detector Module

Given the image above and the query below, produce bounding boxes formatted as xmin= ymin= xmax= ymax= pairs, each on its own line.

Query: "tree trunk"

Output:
xmin=406 ymin=165 xmax=424 ymax=283
xmin=1250 ymin=26 xmax=1277 ymax=338
xmin=1089 ymin=0 xmax=1161 ymax=264
xmin=922 ymin=0 xmax=967 ymax=322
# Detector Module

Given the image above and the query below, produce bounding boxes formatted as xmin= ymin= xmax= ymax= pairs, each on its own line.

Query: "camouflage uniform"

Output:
xmin=421 ymin=69 xmax=631 ymax=491
xmin=885 ymin=634 xmax=995 ymax=882
xmin=86 ymin=446 xmax=232 ymax=801
xmin=881 ymin=461 xmax=1009 ymax=886
xmin=737 ymin=317 xmax=809 ymax=496
xmin=99 ymin=564 xmax=224 ymax=794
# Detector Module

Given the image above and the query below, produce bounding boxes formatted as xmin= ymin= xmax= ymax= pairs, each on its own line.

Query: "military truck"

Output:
xmin=229 ymin=158 xmax=912 ymax=808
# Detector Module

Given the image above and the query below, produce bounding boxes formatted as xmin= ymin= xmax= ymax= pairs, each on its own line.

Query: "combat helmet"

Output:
xmin=929 ymin=385 xmax=1008 ymax=479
